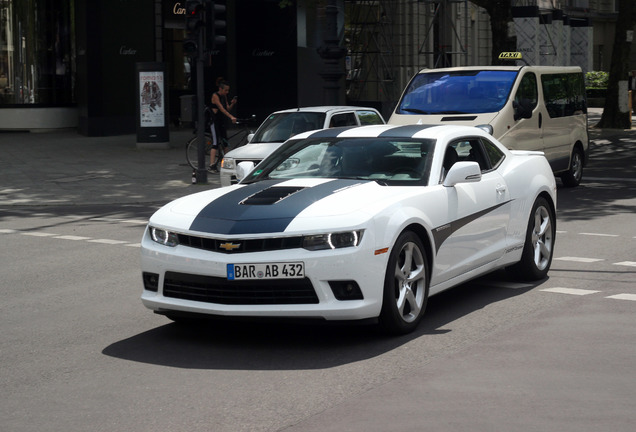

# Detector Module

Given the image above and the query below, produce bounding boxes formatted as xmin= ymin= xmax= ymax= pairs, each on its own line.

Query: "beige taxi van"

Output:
xmin=389 ymin=53 xmax=589 ymax=186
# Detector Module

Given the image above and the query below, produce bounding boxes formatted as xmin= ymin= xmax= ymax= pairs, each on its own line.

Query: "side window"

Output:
xmin=514 ymin=72 xmax=538 ymax=111
xmin=481 ymin=138 xmax=505 ymax=170
xmin=329 ymin=113 xmax=357 ymax=127
xmin=452 ymin=139 xmax=490 ymax=172
xmin=541 ymin=73 xmax=586 ymax=118
xmin=356 ymin=110 xmax=383 ymax=125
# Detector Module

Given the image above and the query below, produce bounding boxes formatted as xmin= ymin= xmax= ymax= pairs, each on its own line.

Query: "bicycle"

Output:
xmin=185 ymin=108 xmax=256 ymax=173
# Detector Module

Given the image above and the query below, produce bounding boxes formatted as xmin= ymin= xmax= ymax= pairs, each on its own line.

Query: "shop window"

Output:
xmin=0 ymin=0 xmax=75 ymax=105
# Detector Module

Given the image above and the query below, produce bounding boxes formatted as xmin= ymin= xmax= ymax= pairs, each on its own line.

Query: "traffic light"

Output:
xmin=205 ymin=0 xmax=227 ymax=51
xmin=183 ymin=0 xmax=205 ymax=56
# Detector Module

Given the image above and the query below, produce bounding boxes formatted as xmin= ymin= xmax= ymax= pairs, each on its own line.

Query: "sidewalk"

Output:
xmin=0 ymin=108 xmax=634 ymax=207
xmin=0 ymin=127 xmax=221 ymax=207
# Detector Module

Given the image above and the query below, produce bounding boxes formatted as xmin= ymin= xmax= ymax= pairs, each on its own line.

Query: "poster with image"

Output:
xmin=139 ymin=71 xmax=164 ymax=127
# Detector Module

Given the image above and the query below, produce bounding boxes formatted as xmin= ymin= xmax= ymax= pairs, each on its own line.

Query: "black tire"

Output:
xmin=560 ymin=146 xmax=584 ymax=187
xmin=509 ymin=196 xmax=555 ymax=281
xmin=185 ymin=133 xmax=215 ymax=172
xmin=379 ymin=231 xmax=429 ymax=335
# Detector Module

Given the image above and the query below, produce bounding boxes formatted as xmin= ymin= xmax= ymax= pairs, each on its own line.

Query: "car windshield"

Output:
xmin=243 ymin=137 xmax=435 ymax=186
xmin=396 ymin=70 xmax=518 ymax=115
xmin=251 ymin=112 xmax=327 ymax=143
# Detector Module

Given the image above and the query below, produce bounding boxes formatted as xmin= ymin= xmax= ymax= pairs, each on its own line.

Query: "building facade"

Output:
xmin=0 ymin=0 xmax=632 ymax=134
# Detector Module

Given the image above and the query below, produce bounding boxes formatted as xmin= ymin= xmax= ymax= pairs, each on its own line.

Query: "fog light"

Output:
xmin=143 ymin=272 xmax=159 ymax=292
xmin=329 ymin=281 xmax=363 ymax=300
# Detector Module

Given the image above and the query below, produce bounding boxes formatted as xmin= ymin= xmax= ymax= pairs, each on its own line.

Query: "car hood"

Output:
xmin=224 ymin=142 xmax=285 ymax=160
xmin=150 ymin=178 xmax=416 ymax=236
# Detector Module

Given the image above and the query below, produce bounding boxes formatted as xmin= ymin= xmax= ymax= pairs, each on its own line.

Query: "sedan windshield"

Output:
xmin=396 ymin=70 xmax=518 ymax=115
xmin=251 ymin=112 xmax=327 ymax=143
xmin=243 ymin=137 xmax=435 ymax=186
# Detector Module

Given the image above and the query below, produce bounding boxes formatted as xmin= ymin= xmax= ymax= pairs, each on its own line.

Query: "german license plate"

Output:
xmin=227 ymin=262 xmax=304 ymax=280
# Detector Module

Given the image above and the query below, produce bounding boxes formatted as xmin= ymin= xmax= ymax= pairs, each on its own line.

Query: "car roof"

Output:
xmin=296 ymin=124 xmax=491 ymax=141
xmin=271 ymin=106 xmax=381 ymax=115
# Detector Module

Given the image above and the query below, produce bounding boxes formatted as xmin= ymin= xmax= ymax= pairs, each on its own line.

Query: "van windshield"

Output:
xmin=396 ymin=70 xmax=518 ymax=115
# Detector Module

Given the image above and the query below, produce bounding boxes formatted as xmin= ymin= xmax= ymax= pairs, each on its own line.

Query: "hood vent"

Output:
xmin=442 ymin=116 xmax=477 ymax=121
xmin=240 ymin=186 xmax=306 ymax=205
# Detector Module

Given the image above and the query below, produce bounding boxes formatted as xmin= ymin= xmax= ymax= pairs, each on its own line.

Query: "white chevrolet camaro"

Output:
xmin=141 ymin=124 xmax=557 ymax=334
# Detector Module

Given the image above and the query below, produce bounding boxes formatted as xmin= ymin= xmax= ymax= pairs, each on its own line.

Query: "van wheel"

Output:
xmin=561 ymin=146 xmax=584 ymax=187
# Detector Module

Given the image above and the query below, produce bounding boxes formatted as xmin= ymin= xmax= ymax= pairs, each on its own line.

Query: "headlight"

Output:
xmin=149 ymin=226 xmax=179 ymax=247
xmin=302 ymin=230 xmax=363 ymax=251
xmin=221 ymin=158 xmax=235 ymax=170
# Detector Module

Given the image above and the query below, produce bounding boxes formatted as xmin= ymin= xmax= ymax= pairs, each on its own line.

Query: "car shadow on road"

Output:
xmin=102 ymin=273 xmax=538 ymax=370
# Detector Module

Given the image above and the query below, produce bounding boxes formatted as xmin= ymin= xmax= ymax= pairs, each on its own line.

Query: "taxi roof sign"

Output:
xmin=499 ymin=52 xmax=523 ymax=60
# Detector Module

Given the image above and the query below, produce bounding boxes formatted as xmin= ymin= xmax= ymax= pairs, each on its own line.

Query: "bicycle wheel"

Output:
xmin=185 ymin=133 xmax=214 ymax=171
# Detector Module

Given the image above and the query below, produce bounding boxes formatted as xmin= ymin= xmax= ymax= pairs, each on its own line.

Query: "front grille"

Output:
xmin=177 ymin=234 xmax=303 ymax=254
xmin=164 ymin=271 xmax=319 ymax=305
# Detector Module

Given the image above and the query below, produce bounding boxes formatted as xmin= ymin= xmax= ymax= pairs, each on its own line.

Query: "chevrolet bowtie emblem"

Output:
xmin=219 ymin=242 xmax=241 ymax=251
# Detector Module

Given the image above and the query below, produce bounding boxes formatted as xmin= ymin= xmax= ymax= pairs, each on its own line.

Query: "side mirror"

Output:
xmin=236 ymin=161 xmax=256 ymax=181
xmin=443 ymin=162 xmax=482 ymax=187
xmin=513 ymin=99 xmax=533 ymax=121
xmin=247 ymin=133 xmax=254 ymax=143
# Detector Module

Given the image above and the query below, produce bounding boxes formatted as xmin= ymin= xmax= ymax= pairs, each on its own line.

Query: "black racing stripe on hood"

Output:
xmin=432 ymin=200 xmax=512 ymax=253
xmin=189 ymin=179 xmax=366 ymax=235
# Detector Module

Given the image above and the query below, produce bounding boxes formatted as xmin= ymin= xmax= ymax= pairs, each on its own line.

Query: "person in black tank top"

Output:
xmin=209 ymin=79 xmax=237 ymax=171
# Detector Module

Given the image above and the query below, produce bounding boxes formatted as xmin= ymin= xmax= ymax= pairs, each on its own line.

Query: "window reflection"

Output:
xmin=0 ymin=0 xmax=75 ymax=105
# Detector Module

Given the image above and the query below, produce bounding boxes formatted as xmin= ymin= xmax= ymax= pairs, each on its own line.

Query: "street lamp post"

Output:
xmin=317 ymin=0 xmax=346 ymax=106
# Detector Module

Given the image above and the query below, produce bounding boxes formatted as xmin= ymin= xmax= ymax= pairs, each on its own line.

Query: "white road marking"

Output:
xmin=554 ymin=257 xmax=604 ymax=263
xmin=88 ymin=239 xmax=130 ymax=245
xmin=54 ymin=235 xmax=92 ymax=241
xmin=614 ymin=261 xmax=636 ymax=267
xmin=22 ymin=232 xmax=57 ymax=237
xmin=606 ymin=294 xmax=636 ymax=301
xmin=579 ymin=232 xmax=619 ymax=237
xmin=90 ymin=217 xmax=148 ymax=225
xmin=0 ymin=228 xmax=18 ymax=234
xmin=541 ymin=287 xmax=601 ymax=296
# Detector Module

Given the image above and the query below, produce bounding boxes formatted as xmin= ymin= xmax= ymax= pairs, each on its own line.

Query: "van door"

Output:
xmin=539 ymin=73 xmax=586 ymax=173
xmin=499 ymin=72 xmax=544 ymax=153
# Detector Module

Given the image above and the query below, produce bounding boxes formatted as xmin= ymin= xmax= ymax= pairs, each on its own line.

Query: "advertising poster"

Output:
xmin=139 ymin=71 xmax=165 ymax=127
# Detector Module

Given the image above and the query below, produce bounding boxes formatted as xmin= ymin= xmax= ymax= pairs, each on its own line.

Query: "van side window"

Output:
xmin=514 ymin=72 xmax=538 ymax=111
xmin=541 ymin=73 xmax=587 ymax=118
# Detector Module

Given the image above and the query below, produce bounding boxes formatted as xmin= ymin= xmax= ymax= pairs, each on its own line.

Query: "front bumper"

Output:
xmin=140 ymin=229 xmax=387 ymax=321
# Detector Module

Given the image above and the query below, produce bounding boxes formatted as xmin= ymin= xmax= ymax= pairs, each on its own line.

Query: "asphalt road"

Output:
xmin=1 ymin=114 xmax=635 ymax=431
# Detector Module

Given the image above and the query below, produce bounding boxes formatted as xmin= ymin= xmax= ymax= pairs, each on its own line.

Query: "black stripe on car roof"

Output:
xmin=377 ymin=124 xmax=436 ymax=138
xmin=304 ymin=126 xmax=358 ymax=139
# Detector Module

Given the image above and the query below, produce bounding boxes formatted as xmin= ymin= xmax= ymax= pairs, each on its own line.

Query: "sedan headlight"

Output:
xmin=149 ymin=226 xmax=179 ymax=247
xmin=221 ymin=158 xmax=235 ymax=170
xmin=302 ymin=230 xmax=363 ymax=251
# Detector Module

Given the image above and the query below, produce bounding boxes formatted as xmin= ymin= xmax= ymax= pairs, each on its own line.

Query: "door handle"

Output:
xmin=496 ymin=185 xmax=507 ymax=195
